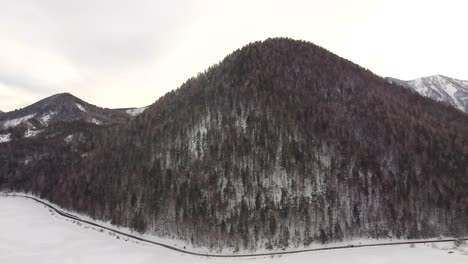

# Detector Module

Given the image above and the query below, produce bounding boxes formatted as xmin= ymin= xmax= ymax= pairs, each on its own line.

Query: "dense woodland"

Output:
xmin=1 ymin=38 xmax=468 ymax=252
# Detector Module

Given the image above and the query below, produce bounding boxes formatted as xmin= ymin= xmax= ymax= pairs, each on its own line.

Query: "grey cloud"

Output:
xmin=0 ymin=0 xmax=204 ymax=69
xmin=37 ymin=0 xmax=204 ymax=68
xmin=0 ymin=0 xmax=206 ymax=109
xmin=0 ymin=68 xmax=58 ymax=94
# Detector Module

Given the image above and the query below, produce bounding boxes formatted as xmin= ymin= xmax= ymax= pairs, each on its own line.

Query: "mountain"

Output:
xmin=0 ymin=93 xmax=130 ymax=130
xmin=1 ymin=38 xmax=468 ymax=252
xmin=0 ymin=93 xmax=148 ymax=142
xmin=386 ymin=75 xmax=468 ymax=113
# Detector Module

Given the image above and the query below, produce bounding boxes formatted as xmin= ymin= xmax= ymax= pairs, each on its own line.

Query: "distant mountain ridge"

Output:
xmin=0 ymin=93 xmax=147 ymax=131
xmin=386 ymin=75 xmax=468 ymax=113
xmin=0 ymin=93 xmax=147 ymax=143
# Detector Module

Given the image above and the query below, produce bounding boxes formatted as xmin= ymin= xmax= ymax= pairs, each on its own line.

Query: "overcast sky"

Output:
xmin=0 ymin=0 xmax=467 ymax=111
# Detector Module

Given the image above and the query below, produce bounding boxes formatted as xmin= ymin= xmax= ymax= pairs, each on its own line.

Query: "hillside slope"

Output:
xmin=1 ymin=38 xmax=468 ymax=252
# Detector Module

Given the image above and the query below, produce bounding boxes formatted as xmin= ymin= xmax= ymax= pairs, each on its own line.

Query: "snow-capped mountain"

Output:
xmin=0 ymin=93 xmax=146 ymax=133
xmin=386 ymin=75 xmax=468 ymax=113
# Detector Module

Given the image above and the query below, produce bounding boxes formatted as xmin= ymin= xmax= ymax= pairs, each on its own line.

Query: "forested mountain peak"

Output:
xmin=0 ymin=92 xmax=146 ymax=143
xmin=0 ymin=92 xmax=144 ymax=134
xmin=2 ymin=38 xmax=468 ymax=252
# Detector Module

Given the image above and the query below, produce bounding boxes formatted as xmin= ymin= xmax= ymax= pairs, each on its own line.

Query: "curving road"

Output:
xmin=1 ymin=193 xmax=467 ymax=258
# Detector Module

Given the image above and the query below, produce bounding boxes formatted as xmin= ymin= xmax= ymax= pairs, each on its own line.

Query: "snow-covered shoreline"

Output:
xmin=1 ymin=194 xmax=468 ymax=264
xmin=3 ymin=192 xmax=467 ymax=256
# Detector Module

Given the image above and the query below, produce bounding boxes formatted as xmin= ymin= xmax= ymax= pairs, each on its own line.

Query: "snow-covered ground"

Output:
xmin=39 ymin=111 xmax=57 ymax=126
xmin=24 ymin=128 xmax=43 ymax=138
xmin=0 ymin=133 xmax=11 ymax=143
xmin=126 ymin=106 xmax=148 ymax=116
xmin=0 ymin=196 xmax=467 ymax=264
xmin=75 ymin=103 xmax=86 ymax=112
xmin=90 ymin=118 xmax=102 ymax=125
xmin=0 ymin=113 xmax=36 ymax=129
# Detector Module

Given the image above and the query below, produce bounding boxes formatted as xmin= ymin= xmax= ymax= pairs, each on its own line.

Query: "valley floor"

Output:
xmin=1 ymin=196 xmax=467 ymax=264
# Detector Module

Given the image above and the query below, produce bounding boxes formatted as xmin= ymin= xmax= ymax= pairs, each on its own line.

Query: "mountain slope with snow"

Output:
xmin=0 ymin=93 xmax=132 ymax=131
xmin=0 ymin=93 xmax=148 ymax=143
xmin=386 ymin=75 xmax=468 ymax=113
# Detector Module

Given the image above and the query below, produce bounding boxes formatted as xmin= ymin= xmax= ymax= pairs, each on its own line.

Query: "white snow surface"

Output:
xmin=75 ymin=103 xmax=86 ymax=112
xmin=1 ymin=113 xmax=36 ymax=129
xmin=90 ymin=118 xmax=103 ymax=125
xmin=126 ymin=107 xmax=148 ymax=116
xmin=407 ymin=75 xmax=467 ymax=111
xmin=1 ymin=195 xmax=467 ymax=264
xmin=64 ymin=134 xmax=74 ymax=143
xmin=39 ymin=111 xmax=57 ymax=126
xmin=24 ymin=129 xmax=43 ymax=138
xmin=0 ymin=133 xmax=11 ymax=143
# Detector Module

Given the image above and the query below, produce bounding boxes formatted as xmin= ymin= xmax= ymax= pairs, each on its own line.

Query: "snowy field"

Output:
xmin=1 ymin=196 xmax=467 ymax=264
